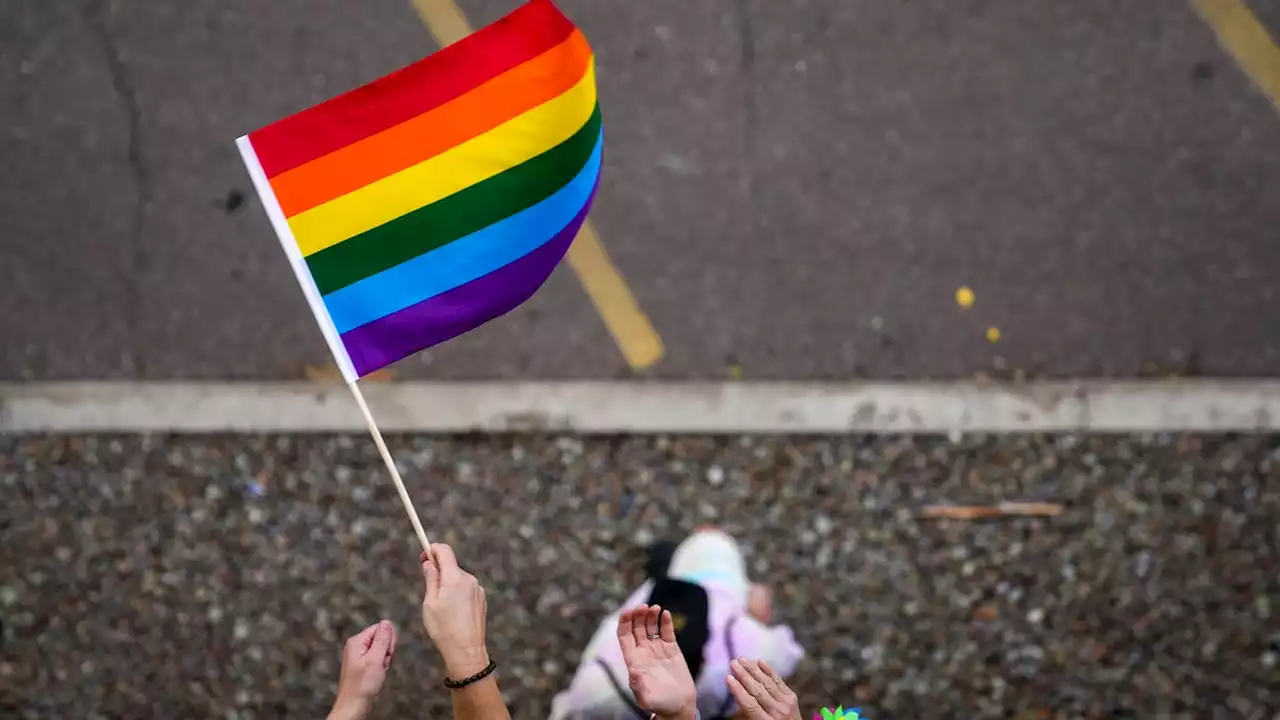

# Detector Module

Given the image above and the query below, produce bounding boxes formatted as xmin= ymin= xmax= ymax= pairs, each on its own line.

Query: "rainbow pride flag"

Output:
xmin=237 ymin=0 xmax=600 ymax=382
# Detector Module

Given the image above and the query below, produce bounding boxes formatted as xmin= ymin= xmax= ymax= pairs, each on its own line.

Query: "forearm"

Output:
xmin=327 ymin=698 xmax=371 ymax=720
xmin=442 ymin=648 xmax=510 ymax=720
xmin=448 ymin=675 xmax=510 ymax=720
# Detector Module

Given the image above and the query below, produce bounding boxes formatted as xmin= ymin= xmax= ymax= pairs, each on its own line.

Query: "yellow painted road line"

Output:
xmin=564 ymin=222 xmax=666 ymax=369
xmin=411 ymin=0 xmax=473 ymax=46
xmin=410 ymin=0 xmax=665 ymax=371
xmin=1193 ymin=0 xmax=1280 ymax=111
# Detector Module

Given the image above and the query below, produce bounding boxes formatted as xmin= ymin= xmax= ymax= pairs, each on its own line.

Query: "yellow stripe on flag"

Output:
xmin=287 ymin=62 xmax=597 ymax=257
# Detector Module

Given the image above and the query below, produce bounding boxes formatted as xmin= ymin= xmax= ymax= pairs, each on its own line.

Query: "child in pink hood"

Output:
xmin=550 ymin=528 xmax=805 ymax=720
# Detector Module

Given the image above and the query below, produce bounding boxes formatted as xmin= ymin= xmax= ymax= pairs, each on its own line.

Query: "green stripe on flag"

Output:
xmin=307 ymin=104 xmax=602 ymax=295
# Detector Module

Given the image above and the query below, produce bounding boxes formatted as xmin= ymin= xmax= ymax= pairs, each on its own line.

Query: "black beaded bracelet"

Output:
xmin=443 ymin=660 xmax=497 ymax=689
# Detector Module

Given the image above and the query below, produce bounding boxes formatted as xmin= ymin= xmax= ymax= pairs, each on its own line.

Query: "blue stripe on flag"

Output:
xmin=324 ymin=133 xmax=603 ymax=334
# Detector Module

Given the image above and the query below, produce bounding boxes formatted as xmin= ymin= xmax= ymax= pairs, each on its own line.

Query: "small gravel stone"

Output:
xmin=813 ymin=514 xmax=833 ymax=537
xmin=706 ymin=465 xmax=725 ymax=487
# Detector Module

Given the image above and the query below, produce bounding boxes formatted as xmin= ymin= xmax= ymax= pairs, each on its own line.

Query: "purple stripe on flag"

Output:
xmin=340 ymin=190 xmax=596 ymax=378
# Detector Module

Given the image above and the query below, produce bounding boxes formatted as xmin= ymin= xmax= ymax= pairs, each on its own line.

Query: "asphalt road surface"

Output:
xmin=4 ymin=0 xmax=1280 ymax=381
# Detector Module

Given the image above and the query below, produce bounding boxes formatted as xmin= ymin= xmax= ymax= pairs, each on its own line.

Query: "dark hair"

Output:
xmin=646 ymin=578 xmax=710 ymax=680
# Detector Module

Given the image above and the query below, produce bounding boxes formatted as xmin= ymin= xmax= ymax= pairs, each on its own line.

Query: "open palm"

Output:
xmin=616 ymin=604 xmax=697 ymax=717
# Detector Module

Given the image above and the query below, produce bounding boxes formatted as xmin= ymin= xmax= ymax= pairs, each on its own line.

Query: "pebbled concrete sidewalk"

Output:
xmin=1 ymin=433 xmax=1277 ymax=719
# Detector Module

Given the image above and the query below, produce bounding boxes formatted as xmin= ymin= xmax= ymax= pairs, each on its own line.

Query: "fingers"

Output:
xmin=430 ymin=544 xmax=460 ymax=582
xmin=616 ymin=608 xmax=638 ymax=656
xmin=631 ymin=605 xmax=651 ymax=648
xmin=369 ymin=620 xmax=394 ymax=658
xmin=730 ymin=658 xmax=784 ymax=715
xmin=643 ymin=605 xmax=661 ymax=640
xmin=740 ymin=658 xmax=789 ymax=705
xmin=731 ymin=658 xmax=767 ymax=696
xmin=758 ymin=659 xmax=789 ymax=694
xmin=384 ymin=622 xmax=398 ymax=669
xmin=346 ymin=622 xmax=380 ymax=656
xmin=726 ymin=674 xmax=761 ymax=716
xmin=421 ymin=551 xmax=440 ymax=596
xmin=660 ymin=609 xmax=677 ymax=643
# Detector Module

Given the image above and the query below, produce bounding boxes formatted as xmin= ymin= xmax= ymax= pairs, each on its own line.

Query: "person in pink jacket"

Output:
xmin=550 ymin=528 xmax=805 ymax=719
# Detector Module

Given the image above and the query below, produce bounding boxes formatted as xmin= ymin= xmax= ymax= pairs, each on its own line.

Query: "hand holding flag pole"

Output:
xmin=235 ymin=0 xmax=601 ymax=552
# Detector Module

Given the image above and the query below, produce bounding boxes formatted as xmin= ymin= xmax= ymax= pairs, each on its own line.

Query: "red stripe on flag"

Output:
xmin=249 ymin=0 xmax=575 ymax=178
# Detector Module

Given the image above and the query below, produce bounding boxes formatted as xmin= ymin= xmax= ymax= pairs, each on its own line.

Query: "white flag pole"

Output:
xmin=349 ymin=382 xmax=432 ymax=553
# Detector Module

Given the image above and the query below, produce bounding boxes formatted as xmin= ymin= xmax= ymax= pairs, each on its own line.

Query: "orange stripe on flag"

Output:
xmin=272 ymin=30 xmax=593 ymax=218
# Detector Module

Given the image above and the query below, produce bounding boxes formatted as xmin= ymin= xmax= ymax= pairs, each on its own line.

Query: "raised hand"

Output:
xmin=421 ymin=545 xmax=491 ymax=680
xmin=616 ymin=604 xmax=698 ymax=720
xmin=726 ymin=658 xmax=802 ymax=720
xmin=329 ymin=620 xmax=397 ymax=720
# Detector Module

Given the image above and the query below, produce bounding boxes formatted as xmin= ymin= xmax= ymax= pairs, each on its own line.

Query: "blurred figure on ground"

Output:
xmin=326 ymin=543 xmax=512 ymax=720
xmin=550 ymin=528 xmax=804 ymax=719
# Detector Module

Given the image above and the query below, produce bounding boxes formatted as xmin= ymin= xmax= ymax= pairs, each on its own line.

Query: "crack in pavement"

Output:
xmin=81 ymin=0 xmax=149 ymax=378
xmin=732 ymin=0 xmax=758 ymax=159
xmin=730 ymin=0 xmax=761 ymax=353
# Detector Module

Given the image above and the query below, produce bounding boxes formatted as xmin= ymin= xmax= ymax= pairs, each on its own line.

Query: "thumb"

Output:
xmin=370 ymin=620 xmax=394 ymax=656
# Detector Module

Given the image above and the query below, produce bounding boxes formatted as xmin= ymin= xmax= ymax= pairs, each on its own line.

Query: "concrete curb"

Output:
xmin=3 ymin=380 xmax=1279 ymax=434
